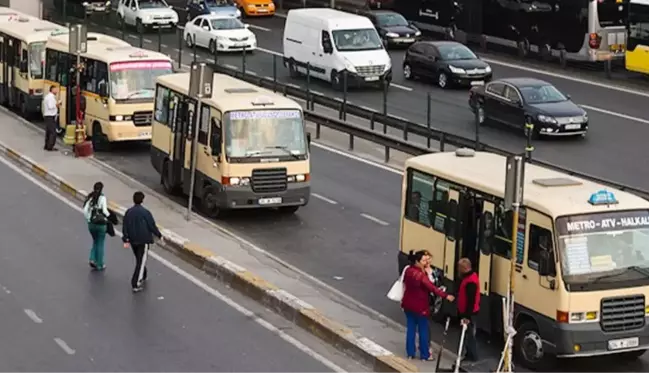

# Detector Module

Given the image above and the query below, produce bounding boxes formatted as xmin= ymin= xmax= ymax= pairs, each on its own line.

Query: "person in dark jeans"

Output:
xmin=42 ymin=85 xmax=60 ymax=151
xmin=456 ymin=258 xmax=480 ymax=363
xmin=122 ymin=191 xmax=163 ymax=292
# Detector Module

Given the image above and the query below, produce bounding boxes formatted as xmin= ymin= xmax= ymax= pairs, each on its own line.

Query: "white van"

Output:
xmin=283 ymin=8 xmax=392 ymax=90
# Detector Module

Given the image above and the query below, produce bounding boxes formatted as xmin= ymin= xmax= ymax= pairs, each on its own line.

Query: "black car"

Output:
xmin=469 ymin=78 xmax=589 ymax=137
xmin=364 ymin=10 xmax=420 ymax=48
xmin=54 ymin=0 xmax=111 ymax=17
xmin=403 ymin=41 xmax=492 ymax=89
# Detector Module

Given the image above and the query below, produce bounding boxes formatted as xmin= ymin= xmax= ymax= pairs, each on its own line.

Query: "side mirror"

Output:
xmin=306 ymin=132 xmax=311 ymax=148
xmin=566 ymin=93 xmax=571 ymax=100
xmin=203 ymin=26 xmax=210 ymax=30
xmin=98 ymin=84 xmax=108 ymax=97
xmin=538 ymin=250 xmax=553 ymax=277
xmin=19 ymin=60 xmax=28 ymax=74
xmin=323 ymin=42 xmax=333 ymax=54
xmin=244 ymin=23 xmax=250 ymax=28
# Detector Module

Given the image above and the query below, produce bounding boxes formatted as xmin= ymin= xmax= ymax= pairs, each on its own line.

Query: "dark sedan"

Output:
xmin=403 ymin=41 xmax=492 ymax=88
xmin=364 ymin=10 xmax=421 ymax=48
xmin=469 ymin=78 xmax=589 ymax=137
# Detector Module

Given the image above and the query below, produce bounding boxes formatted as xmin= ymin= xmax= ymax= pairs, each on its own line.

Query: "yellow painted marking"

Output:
xmin=31 ymin=164 xmax=47 ymax=178
xmin=6 ymin=148 xmax=20 ymax=160
xmin=59 ymin=182 xmax=77 ymax=198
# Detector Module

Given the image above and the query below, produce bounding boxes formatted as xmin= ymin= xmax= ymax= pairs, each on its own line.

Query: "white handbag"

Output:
xmin=387 ymin=265 xmax=409 ymax=302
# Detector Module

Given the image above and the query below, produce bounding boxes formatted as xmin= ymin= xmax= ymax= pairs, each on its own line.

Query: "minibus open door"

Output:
xmin=476 ymin=200 xmax=495 ymax=334
xmin=443 ymin=188 xmax=460 ymax=282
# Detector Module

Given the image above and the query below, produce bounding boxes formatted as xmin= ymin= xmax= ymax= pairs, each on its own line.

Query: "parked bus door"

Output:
xmin=168 ymin=95 xmax=191 ymax=188
xmin=443 ymin=188 xmax=460 ymax=282
xmin=476 ymin=200 xmax=495 ymax=334
xmin=0 ymin=36 xmax=6 ymax=104
xmin=6 ymin=37 xmax=15 ymax=107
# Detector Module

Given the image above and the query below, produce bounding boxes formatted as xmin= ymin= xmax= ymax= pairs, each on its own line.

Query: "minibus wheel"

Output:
xmin=91 ymin=122 xmax=107 ymax=151
xmin=200 ymin=186 xmax=222 ymax=218
xmin=161 ymin=160 xmax=179 ymax=195
xmin=514 ymin=320 xmax=554 ymax=370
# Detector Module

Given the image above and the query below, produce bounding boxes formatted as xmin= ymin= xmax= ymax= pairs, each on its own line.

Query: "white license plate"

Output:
xmin=564 ymin=124 xmax=581 ymax=130
xmin=259 ymin=197 xmax=282 ymax=205
xmin=139 ymin=131 xmax=151 ymax=137
xmin=234 ymin=43 xmax=247 ymax=47
xmin=365 ymin=76 xmax=380 ymax=82
xmin=257 ymin=8 xmax=268 ymax=12
xmin=470 ymin=80 xmax=484 ymax=86
xmin=608 ymin=337 xmax=639 ymax=350
xmin=397 ymin=38 xmax=415 ymax=43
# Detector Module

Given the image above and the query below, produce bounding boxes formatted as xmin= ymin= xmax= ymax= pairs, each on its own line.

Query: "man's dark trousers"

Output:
xmin=463 ymin=316 xmax=479 ymax=361
xmin=44 ymin=116 xmax=57 ymax=150
xmin=131 ymin=243 xmax=149 ymax=288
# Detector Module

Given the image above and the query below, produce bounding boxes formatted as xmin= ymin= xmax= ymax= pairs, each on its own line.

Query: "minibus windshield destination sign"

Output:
xmin=556 ymin=210 xmax=649 ymax=236
xmin=229 ymin=110 xmax=301 ymax=120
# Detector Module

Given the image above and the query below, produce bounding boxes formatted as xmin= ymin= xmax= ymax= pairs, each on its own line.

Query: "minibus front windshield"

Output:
xmin=224 ymin=109 xmax=307 ymax=160
xmin=556 ymin=210 xmax=649 ymax=286
xmin=109 ymin=60 xmax=173 ymax=101
xmin=29 ymin=42 xmax=45 ymax=79
xmin=332 ymin=28 xmax=383 ymax=51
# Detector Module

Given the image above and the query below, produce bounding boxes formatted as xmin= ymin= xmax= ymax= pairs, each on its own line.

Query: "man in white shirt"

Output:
xmin=42 ymin=85 xmax=60 ymax=151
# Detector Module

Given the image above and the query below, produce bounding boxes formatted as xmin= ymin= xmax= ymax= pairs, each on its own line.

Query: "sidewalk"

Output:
xmin=0 ymin=106 xmax=462 ymax=372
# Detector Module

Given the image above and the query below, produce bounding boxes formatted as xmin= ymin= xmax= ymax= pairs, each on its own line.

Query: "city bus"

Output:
xmin=150 ymin=72 xmax=311 ymax=218
xmin=398 ymin=148 xmax=649 ymax=369
xmin=392 ymin=0 xmax=628 ymax=64
xmin=626 ymin=0 xmax=649 ymax=74
xmin=0 ymin=15 xmax=66 ymax=117
xmin=44 ymin=31 xmax=173 ymax=149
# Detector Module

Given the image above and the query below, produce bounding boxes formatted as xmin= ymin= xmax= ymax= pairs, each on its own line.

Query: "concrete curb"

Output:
xmin=0 ymin=142 xmax=419 ymax=373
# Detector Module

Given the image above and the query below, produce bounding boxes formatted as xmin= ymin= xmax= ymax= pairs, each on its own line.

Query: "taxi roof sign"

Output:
xmin=588 ymin=190 xmax=618 ymax=206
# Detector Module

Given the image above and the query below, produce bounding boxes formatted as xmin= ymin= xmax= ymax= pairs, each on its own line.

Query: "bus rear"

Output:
xmin=626 ymin=0 xmax=649 ymax=73
xmin=586 ymin=0 xmax=628 ymax=61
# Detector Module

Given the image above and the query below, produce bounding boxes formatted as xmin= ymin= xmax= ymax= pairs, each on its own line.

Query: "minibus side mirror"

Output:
xmin=306 ymin=132 xmax=311 ymax=148
xmin=538 ymin=250 xmax=553 ymax=277
xmin=98 ymin=83 xmax=108 ymax=97
xmin=19 ymin=60 xmax=28 ymax=74
xmin=211 ymin=134 xmax=221 ymax=156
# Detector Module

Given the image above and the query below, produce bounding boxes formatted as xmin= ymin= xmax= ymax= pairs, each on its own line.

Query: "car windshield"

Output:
xmin=109 ymin=61 xmax=173 ymax=100
xmin=210 ymin=17 xmax=244 ymax=29
xmin=139 ymin=0 xmax=167 ymax=8
xmin=438 ymin=44 xmax=477 ymax=60
xmin=332 ymin=28 xmax=383 ymax=51
xmin=519 ymin=84 xmax=567 ymax=104
xmin=207 ymin=0 xmax=234 ymax=7
xmin=28 ymin=42 xmax=45 ymax=79
xmin=375 ymin=12 xmax=408 ymax=27
xmin=224 ymin=109 xmax=307 ymax=159
xmin=556 ymin=210 xmax=649 ymax=284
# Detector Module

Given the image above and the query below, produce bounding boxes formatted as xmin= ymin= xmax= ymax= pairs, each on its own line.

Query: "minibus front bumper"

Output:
xmin=553 ymin=319 xmax=649 ymax=358
xmin=220 ymin=183 xmax=310 ymax=210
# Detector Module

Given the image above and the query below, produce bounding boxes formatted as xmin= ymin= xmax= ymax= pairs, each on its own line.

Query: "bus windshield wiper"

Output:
xmin=124 ymin=89 xmax=154 ymax=100
xmin=265 ymin=146 xmax=301 ymax=160
xmin=592 ymin=266 xmax=649 ymax=283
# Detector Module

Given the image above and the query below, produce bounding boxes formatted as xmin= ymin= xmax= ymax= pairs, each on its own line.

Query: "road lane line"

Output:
xmin=247 ymin=70 xmax=258 ymax=76
xmin=286 ymin=83 xmax=301 ymax=89
xmin=223 ymin=64 xmax=239 ymax=70
xmin=249 ymin=24 xmax=271 ymax=32
xmin=127 ymin=34 xmax=138 ymax=40
xmin=2 ymin=285 xmax=10 ymax=294
xmin=389 ymin=83 xmax=412 ymax=91
xmin=161 ymin=43 xmax=168 ymax=48
xmin=0 ymin=156 xmax=346 ymax=372
xmin=360 ymin=213 xmax=389 ymax=226
xmin=312 ymin=193 xmax=338 ymax=205
xmin=311 ymin=90 xmax=325 ymax=95
xmin=24 ymin=309 xmax=43 ymax=324
xmin=144 ymin=38 xmax=152 ymax=43
xmin=581 ymin=105 xmax=649 ymax=125
xmin=54 ymin=338 xmax=76 ymax=355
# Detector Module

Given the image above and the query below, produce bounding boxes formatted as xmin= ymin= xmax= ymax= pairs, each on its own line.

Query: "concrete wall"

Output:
xmin=0 ymin=0 xmax=43 ymax=18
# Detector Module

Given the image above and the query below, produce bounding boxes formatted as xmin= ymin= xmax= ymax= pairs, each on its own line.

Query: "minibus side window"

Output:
xmin=154 ymin=85 xmax=170 ymax=125
xmin=528 ymin=224 xmax=555 ymax=276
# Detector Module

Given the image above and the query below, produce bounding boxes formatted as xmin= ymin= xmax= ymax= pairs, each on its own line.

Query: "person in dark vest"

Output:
xmin=457 ymin=257 xmax=480 ymax=362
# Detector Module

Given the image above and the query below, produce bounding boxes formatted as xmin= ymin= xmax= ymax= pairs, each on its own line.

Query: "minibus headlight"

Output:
xmin=228 ymin=177 xmax=250 ymax=185
xmin=570 ymin=311 xmax=598 ymax=322
xmin=115 ymin=115 xmax=123 ymax=121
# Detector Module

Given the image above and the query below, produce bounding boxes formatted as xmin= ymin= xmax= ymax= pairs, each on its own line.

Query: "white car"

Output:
xmin=117 ymin=0 xmax=179 ymax=33
xmin=183 ymin=14 xmax=256 ymax=54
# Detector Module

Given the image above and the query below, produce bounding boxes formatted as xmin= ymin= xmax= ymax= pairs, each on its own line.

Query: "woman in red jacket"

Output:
xmin=402 ymin=250 xmax=454 ymax=360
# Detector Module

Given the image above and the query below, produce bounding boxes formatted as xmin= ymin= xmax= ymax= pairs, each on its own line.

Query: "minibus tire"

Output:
xmin=161 ymin=160 xmax=179 ymax=195
xmin=200 ymin=186 xmax=222 ymax=218
xmin=91 ymin=122 xmax=107 ymax=152
xmin=514 ymin=320 xmax=553 ymax=370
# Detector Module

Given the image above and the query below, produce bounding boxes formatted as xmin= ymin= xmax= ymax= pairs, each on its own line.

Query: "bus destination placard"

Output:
xmin=230 ymin=110 xmax=301 ymax=120
xmin=556 ymin=210 xmax=649 ymax=236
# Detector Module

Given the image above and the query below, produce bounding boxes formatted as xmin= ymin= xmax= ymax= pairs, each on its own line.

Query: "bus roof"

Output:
xmin=405 ymin=150 xmax=649 ymax=218
xmin=46 ymin=32 xmax=172 ymax=64
xmin=156 ymin=72 xmax=303 ymax=111
xmin=0 ymin=16 xmax=65 ymax=44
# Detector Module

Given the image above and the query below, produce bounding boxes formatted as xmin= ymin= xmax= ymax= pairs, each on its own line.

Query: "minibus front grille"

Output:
xmin=251 ymin=168 xmax=287 ymax=193
xmin=600 ymin=295 xmax=645 ymax=332
xmin=133 ymin=111 xmax=153 ymax=127
xmin=355 ymin=65 xmax=385 ymax=77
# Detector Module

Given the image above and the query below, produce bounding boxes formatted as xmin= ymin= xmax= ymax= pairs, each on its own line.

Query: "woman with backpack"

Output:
xmin=83 ymin=182 xmax=109 ymax=270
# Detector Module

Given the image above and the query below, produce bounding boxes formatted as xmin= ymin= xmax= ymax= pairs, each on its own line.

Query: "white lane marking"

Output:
xmin=390 ymin=115 xmax=409 ymax=122
xmin=581 ymin=105 xmax=649 ymax=125
xmin=312 ymin=193 xmax=338 ymax=205
xmin=2 ymin=285 xmax=10 ymax=294
xmin=24 ymin=309 xmax=43 ymax=324
xmin=54 ymin=338 xmax=76 ymax=355
xmin=173 ymin=48 xmax=180 ymax=52
xmin=161 ymin=43 xmax=168 ymax=48
xmin=144 ymin=38 xmax=153 ymax=43
xmin=258 ymin=46 xmax=282 ymax=57
xmin=127 ymin=34 xmax=138 ymax=40
xmin=389 ymin=83 xmax=412 ymax=91
xmin=249 ymin=24 xmax=271 ymax=32
xmin=6 ymin=113 xmax=408 ymax=334
xmin=311 ymin=90 xmax=325 ymax=95
xmin=223 ymin=64 xmax=239 ymax=70
xmin=0 ymin=156 xmax=345 ymax=372
xmin=360 ymin=105 xmax=374 ymax=111
xmin=286 ymin=83 xmax=301 ymax=89
xmin=480 ymin=57 xmax=649 ymax=98
xmin=360 ymin=213 xmax=389 ymax=226
xmin=247 ymin=70 xmax=258 ymax=76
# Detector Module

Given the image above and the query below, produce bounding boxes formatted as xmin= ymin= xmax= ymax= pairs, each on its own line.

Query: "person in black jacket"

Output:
xmin=122 ymin=191 xmax=163 ymax=292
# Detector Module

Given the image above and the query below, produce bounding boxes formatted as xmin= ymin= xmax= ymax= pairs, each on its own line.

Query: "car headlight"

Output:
xmin=537 ymin=114 xmax=557 ymax=124
xmin=582 ymin=112 xmax=588 ymax=121
xmin=385 ymin=32 xmax=399 ymax=38
xmin=235 ymin=9 xmax=241 ymax=16
xmin=247 ymin=4 xmax=255 ymax=9
xmin=448 ymin=65 xmax=466 ymax=74
xmin=105 ymin=1 xmax=111 ymax=5
xmin=145 ymin=15 xmax=152 ymax=21
xmin=344 ymin=61 xmax=356 ymax=73
xmin=415 ymin=30 xmax=421 ymax=36
xmin=82 ymin=1 xmax=89 ymax=6
xmin=485 ymin=65 xmax=491 ymax=73
xmin=269 ymin=2 xmax=275 ymax=8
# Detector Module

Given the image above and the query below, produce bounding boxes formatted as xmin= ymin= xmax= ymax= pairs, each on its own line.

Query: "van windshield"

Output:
xmin=332 ymin=28 xmax=383 ymax=51
xmin=556 ymin=210 xmax=649 ymax=284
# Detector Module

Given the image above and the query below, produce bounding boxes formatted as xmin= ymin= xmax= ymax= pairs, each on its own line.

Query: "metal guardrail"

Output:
xmin=40 ymin=8 xmax=649 ymax=200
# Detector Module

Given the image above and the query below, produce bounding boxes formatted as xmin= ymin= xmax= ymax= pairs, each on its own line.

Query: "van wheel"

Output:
xmin=331 ymin=70 xmax=343 ymax=91
xmin=161 ymin=160 xmax=179 ymax=195
xmin=200 ymin=186 xmax=222 ymax=218
xmin=185 ymin=33 xmax=194 ymax=48
xmin=278 ymin=206 xmax=299 ymax=214
xmin=514 ymin=321 xmax=545 ymax=370
xmin=288 ymin=59 xmax=300 ymax=78
xmin=91 ymin=122 xmax=108 ymax=152
xmin=209 ymin=39 xmax=217 ymax=54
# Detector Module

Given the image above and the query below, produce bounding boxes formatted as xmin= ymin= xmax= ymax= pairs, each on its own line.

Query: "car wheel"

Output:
xmin=437 ymin=72 xmax=448 ymax=89
xmin=185 ymin=33 xmax=194 ymax=48
xmin=209 ymin=39 xmax=217 ymax=54
xmin=403 ymin=63 xmax=414 ymax=80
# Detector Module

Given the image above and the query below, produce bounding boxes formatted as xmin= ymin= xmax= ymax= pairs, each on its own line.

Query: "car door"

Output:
xmin=197 ymin=18 xmax=211 ymax=47
xmin=405 ymin=43 xmax=425 ymax=76
xmin=483 ymin=82 xmax=507 ymax=123
xmin=125 ymin=0 xmax=137 ymax=25
xmin=422 ymin=44 xmax=442 ymax=79
xmin=189 ymin=17 xmax=202 ymax=44
xmin=502 ymin=85 xmax=526 ymax=129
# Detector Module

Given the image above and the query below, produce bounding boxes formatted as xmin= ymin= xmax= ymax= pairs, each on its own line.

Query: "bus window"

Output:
xmin=597 ymin=0 xmax=628 ymax=27
xmin=154 ymin=85 xmax=170 ymax=125
xmin=528 ymin=224 xmax=554 ymax=273
xmin=493 ymin=202 xmax=513 ymax=257
xmin=405 ymin=169 xmax=434 ymax=226
xmin=628 ymin=0 xmax=649 ymax=50
xmin=199 ymin=105 xmax=210 ymax=144
xmin=28 ymin=42 xmax=45 ymax=79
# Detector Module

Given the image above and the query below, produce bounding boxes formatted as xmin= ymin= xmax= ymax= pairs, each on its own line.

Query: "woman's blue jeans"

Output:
xmin=405 ymin=310 xmax=430 ymax=359
xmin=88 ymin=223 xmax=107 ymax=268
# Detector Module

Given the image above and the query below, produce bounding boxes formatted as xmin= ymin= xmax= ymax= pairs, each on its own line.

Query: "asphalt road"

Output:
xmin=32 ymin=7 xmax=649 ymax=371
xmin=0 ymin=157 xmax=345 ymax=372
